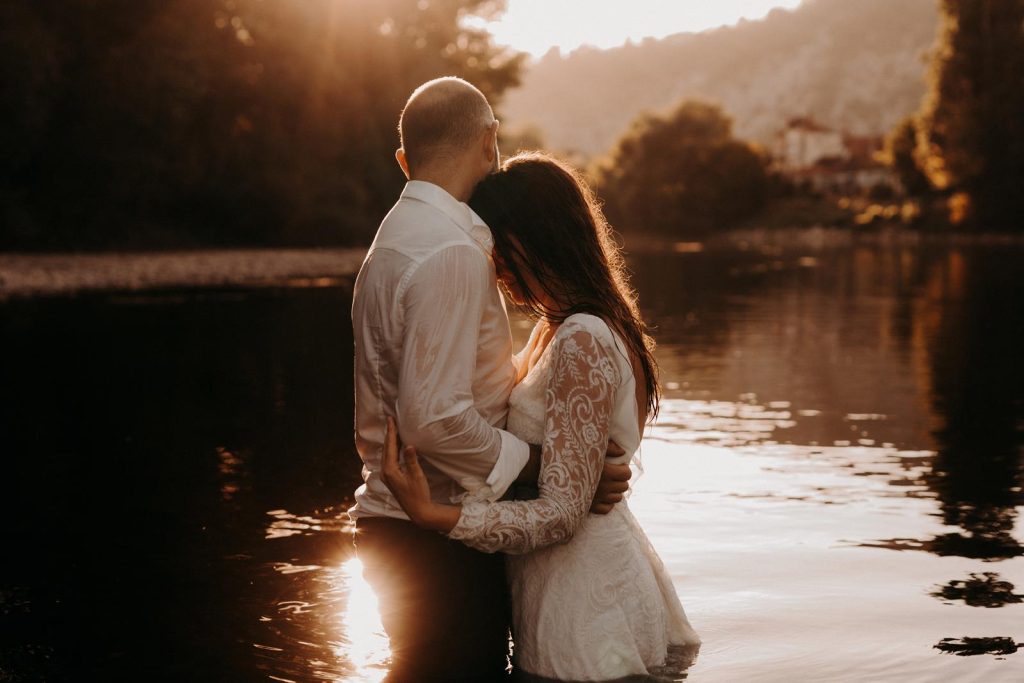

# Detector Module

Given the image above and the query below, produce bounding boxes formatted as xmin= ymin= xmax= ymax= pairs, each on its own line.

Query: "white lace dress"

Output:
xmin=449 ymin=314 xmax=701 ymax=681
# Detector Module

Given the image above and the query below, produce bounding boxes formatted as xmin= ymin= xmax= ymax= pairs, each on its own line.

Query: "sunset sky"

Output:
xmin=471 ymin=0 xmax=805 ymax=57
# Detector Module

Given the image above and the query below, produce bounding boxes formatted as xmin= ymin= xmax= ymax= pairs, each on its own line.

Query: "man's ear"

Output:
xmin=395 ymin=148 xmax=410 ymax=179
xmin=483 ymin=120 xmax=500 ymax=167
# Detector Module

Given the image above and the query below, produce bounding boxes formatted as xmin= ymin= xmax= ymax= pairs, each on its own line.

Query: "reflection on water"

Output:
xmin=1 ymin=240 xmax=1022 ymax=680
xmin=266 ymin=508 xmax=353 ymax=541
xmin=630 ymin=244 xmax=1024 ymax=562
xmin=932 ymin=573 xmax=1024 ymax=608
xmin=250 ymin=557 xmax=388 ymax=682
xmin=337 ymin=560 xmax=389 ymax=680
xmin=934 ymin=637 xmax=1023 ymax=657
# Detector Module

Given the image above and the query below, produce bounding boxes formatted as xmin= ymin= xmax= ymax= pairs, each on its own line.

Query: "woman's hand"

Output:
xmin=379 ymin=417 xmax=461 ymax=532
xmin=380 ymin=416 xmax=434 ymax=525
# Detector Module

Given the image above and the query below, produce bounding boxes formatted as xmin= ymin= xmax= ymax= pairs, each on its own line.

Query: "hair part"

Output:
xmin=469 ymin=151 xmax=662 ymax=419
xmin=398 ymin=77 xmax=494 ymax=174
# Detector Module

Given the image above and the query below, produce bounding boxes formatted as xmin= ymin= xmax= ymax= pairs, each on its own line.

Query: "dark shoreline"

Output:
xmin=3 ymin=229 xmax=1022 ymax=300
xmin=0 ymin=248 xmax=367 ymax=300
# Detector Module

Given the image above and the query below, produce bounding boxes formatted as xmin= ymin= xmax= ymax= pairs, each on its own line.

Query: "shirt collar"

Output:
xmin=401 ymin=180 xmax=493 ymax=252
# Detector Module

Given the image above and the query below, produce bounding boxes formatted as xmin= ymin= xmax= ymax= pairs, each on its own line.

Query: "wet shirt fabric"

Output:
xmin=349 ymin=180 xmax=530 ymax=521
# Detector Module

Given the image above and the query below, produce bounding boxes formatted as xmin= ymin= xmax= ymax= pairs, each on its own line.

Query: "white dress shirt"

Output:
xmin=348 ymin=180 xmax=531 ymax=520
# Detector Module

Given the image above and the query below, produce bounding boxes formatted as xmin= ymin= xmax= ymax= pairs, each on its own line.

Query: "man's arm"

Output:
xmin=591 ymin=458 xmax=631 ymax=514
xmin=396 ymin=244 xmax=529 ymax=499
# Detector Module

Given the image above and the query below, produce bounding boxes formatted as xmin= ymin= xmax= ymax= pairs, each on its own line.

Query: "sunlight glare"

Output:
xmin=471 ymin=0 xmax=805 ymax=57
xmin=336 ymin=558 xmax=390 ymax=682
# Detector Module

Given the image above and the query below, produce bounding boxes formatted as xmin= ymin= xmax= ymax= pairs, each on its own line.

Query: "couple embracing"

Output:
xmin=348 ymin=77 xmax=700 ymax=682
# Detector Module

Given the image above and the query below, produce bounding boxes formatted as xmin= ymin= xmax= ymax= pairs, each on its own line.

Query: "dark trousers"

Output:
xmin=354 ymin=516 xmax=512 ymax=682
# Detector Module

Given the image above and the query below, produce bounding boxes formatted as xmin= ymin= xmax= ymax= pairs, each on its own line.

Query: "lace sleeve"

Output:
xmin=449 ymin=323 xmax=620 ymax=554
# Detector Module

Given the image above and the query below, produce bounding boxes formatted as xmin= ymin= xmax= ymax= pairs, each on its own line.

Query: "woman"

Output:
xmin=381 ymin=152 xmax=700 ymax=680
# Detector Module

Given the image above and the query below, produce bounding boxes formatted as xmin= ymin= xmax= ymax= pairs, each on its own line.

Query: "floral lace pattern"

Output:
xmin=450 ymin=318 xmax=620 ymax=554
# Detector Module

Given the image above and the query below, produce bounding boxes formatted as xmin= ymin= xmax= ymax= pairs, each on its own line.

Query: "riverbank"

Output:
xmin=4 ymin=229 xmax=1023 ymax=300
xmin=0 ymin=248 xmax=367 ymax=299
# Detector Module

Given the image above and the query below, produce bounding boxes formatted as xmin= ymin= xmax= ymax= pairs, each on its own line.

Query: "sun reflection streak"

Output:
xmin=335 ymin=558 xmax=390 ymax=682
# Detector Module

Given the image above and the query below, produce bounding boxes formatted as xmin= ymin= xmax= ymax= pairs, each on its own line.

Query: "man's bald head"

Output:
xmin=398 ymin=77 xmax=496 ymax=174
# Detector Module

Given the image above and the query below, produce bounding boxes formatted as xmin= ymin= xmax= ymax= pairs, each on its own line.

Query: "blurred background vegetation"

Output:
xmin=902 ymin=0 xmax=1024 ymax=230
xmin=595 ymin=102 xmax=770 ymax=238
xmin=0 ymin=0 xmax=523 ymax=250
xmin=0 ymin=0 xmax=1020 ymax=251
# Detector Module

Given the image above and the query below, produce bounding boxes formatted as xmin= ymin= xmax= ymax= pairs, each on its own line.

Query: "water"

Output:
xmin=1 ymin=242 xmax=1022 ymax=681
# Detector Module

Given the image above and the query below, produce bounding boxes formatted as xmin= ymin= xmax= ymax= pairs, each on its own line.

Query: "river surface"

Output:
xmin=1 ymin=241 xmax=1022 ymax=681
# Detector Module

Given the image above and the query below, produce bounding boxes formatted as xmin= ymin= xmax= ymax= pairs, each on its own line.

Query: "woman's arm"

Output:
xmin=381 ymin=322 xmax=619 ymax=554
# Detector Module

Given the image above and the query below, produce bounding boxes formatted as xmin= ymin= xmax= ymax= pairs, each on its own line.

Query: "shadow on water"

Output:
xmin=1 ymin=241 xmax=1022 ymax=679
xmin=0 ymin=287 xmax=365 ymax=681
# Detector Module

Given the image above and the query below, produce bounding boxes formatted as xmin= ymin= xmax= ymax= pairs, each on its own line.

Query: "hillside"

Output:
xmin=502 ymin=0 xmax=939 ymax=157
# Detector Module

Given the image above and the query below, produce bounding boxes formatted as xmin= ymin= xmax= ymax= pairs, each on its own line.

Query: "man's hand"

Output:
xmin=514 ymin=443 xmax=542 ymax=486
xmin=591 ymin=441 xmax=631 ymax=514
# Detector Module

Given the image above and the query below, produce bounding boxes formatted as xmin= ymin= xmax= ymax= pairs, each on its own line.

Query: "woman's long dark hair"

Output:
xmin=469 ymin=151 xmax=660 ymax=419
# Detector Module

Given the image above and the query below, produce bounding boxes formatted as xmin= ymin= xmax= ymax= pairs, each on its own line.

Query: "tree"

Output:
xmin=596 ymin=100 xmax=769 ymax=238
xmin=885 ymin=116 xmax=932 ymax=198
xmin=0 ymin=0 xmax=524 ymax=249
xmin=918 ymin=0 xmax=1024 ymax=229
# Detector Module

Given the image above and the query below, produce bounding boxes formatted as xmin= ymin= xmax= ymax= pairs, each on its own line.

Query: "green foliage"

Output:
xmin=0 ymin=0 xmax=523 ymax=249
xmin=885 ymin=116 xmax=932 ymax=197
xmin=597 ymin=101 xmax=769 ymax=238
xmin=919 ymin=0 xmax=1024 ymax=229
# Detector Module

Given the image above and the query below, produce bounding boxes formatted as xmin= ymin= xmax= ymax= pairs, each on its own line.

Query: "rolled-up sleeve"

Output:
xmin=396 ymin=244 xmax=529 ymax=500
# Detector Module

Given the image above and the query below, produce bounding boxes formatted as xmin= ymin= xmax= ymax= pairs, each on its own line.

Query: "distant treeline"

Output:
xmin=594 ymin=0 xmax=1024 ymax=236
xmin=0 ymin=1 xmax=523 ymax=250
xmin=2 ymin=0 xmax=1019 ymax=251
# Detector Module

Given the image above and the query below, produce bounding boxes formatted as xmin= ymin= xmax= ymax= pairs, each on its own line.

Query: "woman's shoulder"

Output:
xmin=555 ymin=313 xmax=624 ymax=362
xmin=549 ymin=314 xmax=628 ymax=393
xmin=558 ymin=312 xmax=611 ymax=338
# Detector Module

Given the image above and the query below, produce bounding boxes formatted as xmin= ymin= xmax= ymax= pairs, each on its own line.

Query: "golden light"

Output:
xmin=469 ymin=0 xmax=804 ymax=57
xmin=334 ymin=558 xmax=390 ymax=682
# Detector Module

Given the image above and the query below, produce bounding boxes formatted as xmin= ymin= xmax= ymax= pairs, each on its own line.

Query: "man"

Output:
xmin=348 ymin=77 xmax=630 ymax=682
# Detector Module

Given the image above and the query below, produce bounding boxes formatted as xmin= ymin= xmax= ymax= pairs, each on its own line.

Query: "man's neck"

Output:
xmin=410 ymin=168 xmax=476 ymax=203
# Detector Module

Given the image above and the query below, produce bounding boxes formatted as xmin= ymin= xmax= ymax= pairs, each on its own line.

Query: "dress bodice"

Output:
xmin=507 ymin=315 xmax=639 ymax=467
